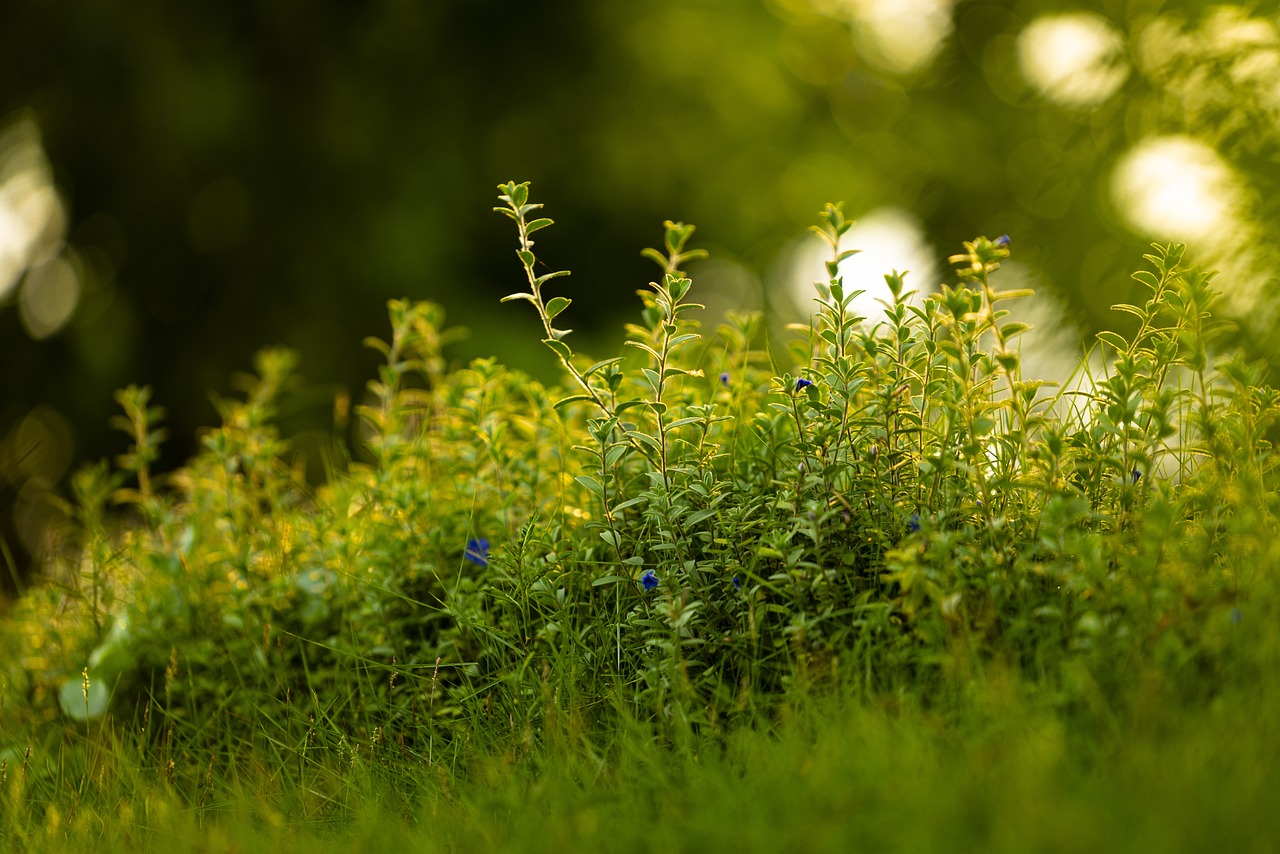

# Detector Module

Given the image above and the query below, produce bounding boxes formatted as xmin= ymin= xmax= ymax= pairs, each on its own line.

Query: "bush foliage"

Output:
xmin=1 ymin=183 xmax=1277 ymax=836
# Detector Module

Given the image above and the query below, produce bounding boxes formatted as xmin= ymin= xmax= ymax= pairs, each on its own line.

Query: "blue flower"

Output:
xmin=907 ymin=513 xmax=921 ymax=533
xmin=641 ymin=570 xmax=659 ymax=592
xmin=720 ymin=371 xmax=730 ymax=386
xmin=795 ymin=378 xmax=813 ymax=392
xmin=995 ymin=234 xmax=1010 ymax=248
xmin=464 ymin=537 xmax=490 ymax=568
xmin=732 ymin=575 xmax=741 ymax=591
xmin=1131 ymin=468 xmax=1142 ymax=484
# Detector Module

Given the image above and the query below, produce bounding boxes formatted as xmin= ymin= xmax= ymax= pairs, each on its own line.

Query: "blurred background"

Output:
xmin=3 ymin=0 xmax=1280 ymax=593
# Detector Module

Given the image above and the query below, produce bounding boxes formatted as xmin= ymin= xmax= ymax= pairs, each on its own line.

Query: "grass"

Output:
xmin=1 ymin=182 xmax=1278 ymax=851
xmin=4 ymin=679 xmax=1278 ymax=852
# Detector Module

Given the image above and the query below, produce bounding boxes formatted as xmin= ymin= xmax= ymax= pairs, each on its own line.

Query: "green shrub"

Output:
xmin=0 ymin=182 xmax=1276 ymax=812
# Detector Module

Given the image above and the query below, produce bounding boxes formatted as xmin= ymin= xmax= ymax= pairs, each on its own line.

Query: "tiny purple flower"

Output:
xmin=720 ymin=371 xmax=730 ymax=386
xmin=641 ymin=570 xmax=659 ymax=592
xmin=732 ymin=575 xmax=741 ymax=591
xmin=795 ymin=378 xmax=813 ymax=392
xmin=907 ymin=514 xmax=921 ymax=534
xmin=1131 ymin=468 xmax=1142 ymax=484
xmin=995 ymin=234 xmax=1010 ymax=248
xmin=464 ymin=537 xmax=490 ymax=568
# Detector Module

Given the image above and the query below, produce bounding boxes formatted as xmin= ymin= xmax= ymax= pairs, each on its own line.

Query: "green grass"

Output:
xmin=4 ymin=677 xmax=1279 ymax=852
xmin=2 ymin=182 xmax=1279 ymax=851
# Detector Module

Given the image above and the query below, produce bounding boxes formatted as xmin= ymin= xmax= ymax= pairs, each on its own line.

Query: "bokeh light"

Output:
xmin=1018 ymin=12 xmax=1129 ymax=107
xmin=1 ymin=405 xmax=74 ymax=561
xmin=820 ymin=0 xmax=956 ymax=76
xmin=0 ymin=117 xmax=66 ymax=302
xmin=1111 ymin=135 xmax=1243 ymax=243
xmin=18 ymin=255 xmax=81 ymax=340
xmin=0 ymin=114 xmax=79 ymax=339
xmin=788 ymin=206 xmax=937 ymax=324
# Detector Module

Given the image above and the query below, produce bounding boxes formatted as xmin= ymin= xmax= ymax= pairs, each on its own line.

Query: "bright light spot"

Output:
xmin=789 ymin=207 xmax=937 ymax=325
xmin=1018 ymin=12 xmax=1129 ymax=106
xmin=19 ymin=255 xmax=80 ymax=339
xmin=817 ymin=0 xmax=955 ymax=75
xmin=0 ymin=118 xmax=65 ymax=302
xmin=1112 ymin=136 xmax=1242 ymax=242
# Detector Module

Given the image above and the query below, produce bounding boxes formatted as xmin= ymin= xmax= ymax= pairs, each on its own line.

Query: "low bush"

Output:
xmin=0 ymin=182 xmax=1276 ymax=847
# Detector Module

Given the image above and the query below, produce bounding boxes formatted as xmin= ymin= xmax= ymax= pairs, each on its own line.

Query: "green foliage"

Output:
xmin=1 ymin=182 xmax=1278 ymax=845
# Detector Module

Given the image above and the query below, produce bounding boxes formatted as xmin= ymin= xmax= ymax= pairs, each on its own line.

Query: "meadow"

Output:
xmin=1 ymin=182 xmax=1277 ymax=852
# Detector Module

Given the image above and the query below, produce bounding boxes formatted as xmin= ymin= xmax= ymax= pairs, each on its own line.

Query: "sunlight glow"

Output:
xmin=789 ymin=207 xmax=937 ymax=325
xmin=816 ymin=0 xmax=955 ymax=75
xmin=0 ymin=119 xmax=65 ymax=299
xmin=0 ymin=115 xmax=79 ymax=337
xmin=1018 ymin=12 xmax=1129 ymax=106
xmin=1112 ymin=136 xmax=1242 ymax=242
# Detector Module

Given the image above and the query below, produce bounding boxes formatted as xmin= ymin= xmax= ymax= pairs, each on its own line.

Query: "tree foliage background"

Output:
xmin=2 ymin=0 xmax=1279 ymax=588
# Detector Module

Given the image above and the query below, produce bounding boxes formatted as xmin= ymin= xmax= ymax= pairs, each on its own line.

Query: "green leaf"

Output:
xmin=629 ymin=431 xmax=662 ymax=453
xmin=584 ymin=357 xmax=622 ymax=377
xmin=542 ymin=338 xmax=573 ymax=361
xmin=545 ymin=297 xmax=572 ymax=319
xmin=575 ymin=475 xmax=604 ymax=499
xmin=686 ymin=509 xmax=718 ymax=526
xmin=1131 ymin=270 xmax=1160 ymax=291
xmin=517 ymin=249 xmax=536 ymax=267
xmin=500 ymin=292 xmax=536 ymax=304
xmin=990 ymin=288 xmax=1035 ymax=301
xmin=87 ymin=617 xmax=135 ymax=680
xmin=1110 ymin=303 xmax=1145 ymax=319
xmin=1096 ymin=330 xmax=1129 ymax=352
xmin=624 ymin=340 xmax=662 ymax=360
xmin=535 ymin=270 xmax=571 ymax=287
xmin=641 ymin=247 xmax=667 ymax=268
xmin=554 ymin=393 xmax=595 ymax=411
xmin=526 ymin=217 xmax=554 ymax=234
xmin=591 ymin=575 xmax=628 ymax=587
xmin=362 ymin=336 xmax=391 ymax=357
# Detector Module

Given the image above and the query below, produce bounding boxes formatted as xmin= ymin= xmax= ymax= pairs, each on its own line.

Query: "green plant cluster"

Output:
xmin=1 ymin=183 xmax=1277 ymax=821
